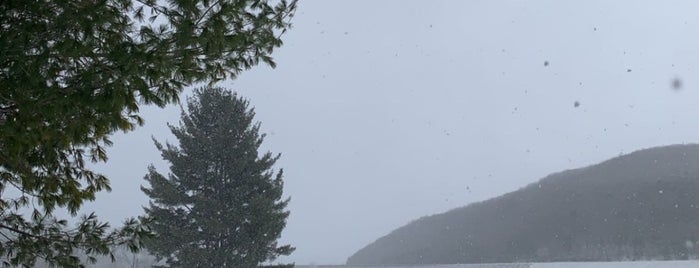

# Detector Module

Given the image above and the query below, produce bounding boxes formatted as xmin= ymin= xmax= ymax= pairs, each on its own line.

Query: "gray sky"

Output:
xmin=80 ymin=0 xmax=699 ymax=265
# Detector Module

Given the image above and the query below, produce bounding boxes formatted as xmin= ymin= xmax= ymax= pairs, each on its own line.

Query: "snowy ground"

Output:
xmin=298 ymin=260 xmax=699 ymax=268
xmin=535 ymin=260 xmax=699 ymax=268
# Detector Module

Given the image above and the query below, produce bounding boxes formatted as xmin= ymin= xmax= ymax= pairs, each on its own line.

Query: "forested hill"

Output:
xmin=347 ymin=144 xmax=699 ymax=265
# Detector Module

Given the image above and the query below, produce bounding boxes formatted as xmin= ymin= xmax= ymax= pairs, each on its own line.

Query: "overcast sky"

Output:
xmin=78 ymin=1 xmax=699 ymax=265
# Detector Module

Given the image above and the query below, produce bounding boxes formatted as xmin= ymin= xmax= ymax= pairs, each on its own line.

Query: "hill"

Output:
xmin=347 ymin=144 xmax=699 ymax=265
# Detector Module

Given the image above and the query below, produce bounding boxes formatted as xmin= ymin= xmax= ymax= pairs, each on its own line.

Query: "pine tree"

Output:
xmin=142 ymin=87 xmax=293 ymax=267
xmin=0 ymin=1 xmax=296 ymax=266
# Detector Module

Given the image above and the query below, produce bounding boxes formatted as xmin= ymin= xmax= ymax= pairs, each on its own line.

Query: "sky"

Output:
xmin=76 ymin=0 xmax=699 ymax=265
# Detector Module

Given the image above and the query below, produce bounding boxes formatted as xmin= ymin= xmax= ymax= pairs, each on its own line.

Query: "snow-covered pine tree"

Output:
xmin=142 ymin=87 xmax=293 ymax=267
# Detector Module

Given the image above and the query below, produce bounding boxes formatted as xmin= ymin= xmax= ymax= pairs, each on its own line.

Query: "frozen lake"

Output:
xmin=297 ymin=260 xmax=699 ymax=268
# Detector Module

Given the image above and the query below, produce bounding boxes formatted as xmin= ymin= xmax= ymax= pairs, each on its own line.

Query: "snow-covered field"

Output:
xmin=535 ymin=260 xmax=699 ymax=268
xmin=298 ymin=260 xmax=699 ymax=268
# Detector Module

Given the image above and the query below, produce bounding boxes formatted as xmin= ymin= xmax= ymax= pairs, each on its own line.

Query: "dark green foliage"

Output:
xmin=0 ymin=0 xmax=296 ymax=266
xmin=348 ymin=144 xmax=699 ymax=265
xmin=142 ymin=87 xmax=293 ymax=267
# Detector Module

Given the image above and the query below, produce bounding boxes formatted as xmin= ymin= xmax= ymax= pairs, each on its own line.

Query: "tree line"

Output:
xmin=1 ymin=0 xmax=298 ymax=267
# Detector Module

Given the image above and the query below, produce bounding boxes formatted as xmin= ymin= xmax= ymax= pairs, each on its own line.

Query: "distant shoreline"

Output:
xmin=297 ymin=260 xmax=699 ymax=268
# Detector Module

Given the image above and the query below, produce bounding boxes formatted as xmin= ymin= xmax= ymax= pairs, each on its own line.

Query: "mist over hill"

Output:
xmin=347 ymin=144 xmax=699 ymax=265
